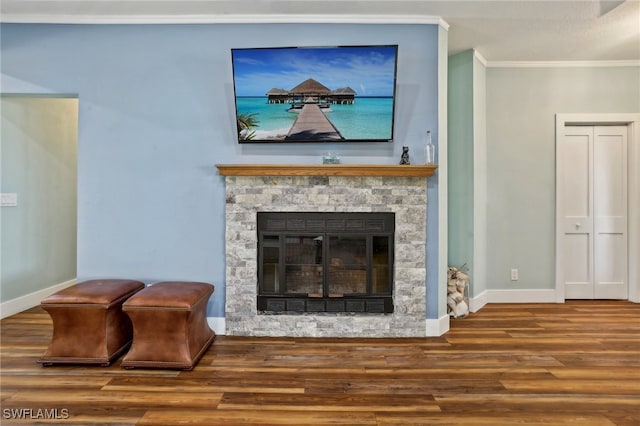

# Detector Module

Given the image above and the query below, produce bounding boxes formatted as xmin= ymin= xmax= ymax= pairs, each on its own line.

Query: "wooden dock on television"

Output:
xmin=286 ymin=104 xmax=344 ymax=141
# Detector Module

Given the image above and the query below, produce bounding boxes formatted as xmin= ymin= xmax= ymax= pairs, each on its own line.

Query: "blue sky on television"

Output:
xmin=232 ymin=45 xmax=397 ymax=97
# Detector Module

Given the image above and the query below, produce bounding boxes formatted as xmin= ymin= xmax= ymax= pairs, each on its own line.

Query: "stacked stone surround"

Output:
xmin=224 ymin=175 xmax=428 ymax=337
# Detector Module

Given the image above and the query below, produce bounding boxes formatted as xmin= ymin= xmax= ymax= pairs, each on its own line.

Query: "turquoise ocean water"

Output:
xmin=236 ymin=97 xmax=394 ymax=141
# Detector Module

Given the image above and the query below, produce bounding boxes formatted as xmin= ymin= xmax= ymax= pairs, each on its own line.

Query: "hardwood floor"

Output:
xmin=1 ymin=301 xmax=639 ymax=425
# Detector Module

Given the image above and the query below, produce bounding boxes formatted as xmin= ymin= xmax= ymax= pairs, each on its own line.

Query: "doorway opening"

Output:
xmin=0 ymin=95 xmax=79 ymax=317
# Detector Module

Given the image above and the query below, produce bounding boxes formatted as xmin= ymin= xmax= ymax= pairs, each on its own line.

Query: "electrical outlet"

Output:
xmin=0 ymin=193 xmax=18 ymax=207
xmin=511 ymin=268 xmax=519 ymax=281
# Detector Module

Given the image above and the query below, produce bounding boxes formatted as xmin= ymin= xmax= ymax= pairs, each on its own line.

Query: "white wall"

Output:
xmin=1 ymin=96 xmax=78 ymax=304
xmin=485 ymin=65 xmax=640 ymax=291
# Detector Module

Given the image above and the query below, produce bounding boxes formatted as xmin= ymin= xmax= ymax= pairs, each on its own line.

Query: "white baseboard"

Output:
xmin=467 ymin=288 xmax=560 ymax=318
xmin=469 ymin=290 xmax=488 ymax=312
xmin=483 ymin=289 xmax=559 ymax=304
xmin=207 ymin=317 xmax=226 ymax=335
xmin=0 ymin=278 xmax=77 ymax=319
xmin=425 ymin=314 xmax=449 ymax=336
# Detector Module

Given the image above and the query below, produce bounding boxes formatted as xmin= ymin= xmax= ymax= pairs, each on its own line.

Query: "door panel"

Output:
xmin=594 ymin=127 xmax=627 ymax=220
xmin=562 ymin=133 xmax=591 ymax=219
xmin=563 ymin=234 xmax=591 ymax=300
xmin=594 ymin=233 xmax=627 ymax=299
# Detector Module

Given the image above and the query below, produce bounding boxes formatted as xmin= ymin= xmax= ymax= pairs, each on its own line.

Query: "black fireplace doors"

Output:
xmin=257 ymin=212 xmax=394 ymax=314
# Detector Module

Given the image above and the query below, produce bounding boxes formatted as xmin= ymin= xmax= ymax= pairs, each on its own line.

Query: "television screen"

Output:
xmin=231 ymin=45 xmax=398 ymax=143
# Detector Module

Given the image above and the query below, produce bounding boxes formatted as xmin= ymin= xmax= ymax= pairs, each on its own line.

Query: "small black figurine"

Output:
xmin=399 ymin=146 xmax=410 ymax=165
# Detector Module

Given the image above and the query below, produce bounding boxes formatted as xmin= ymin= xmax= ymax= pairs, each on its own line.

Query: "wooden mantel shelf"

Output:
xmin=215 ymin=164 xmax=437 ymax=177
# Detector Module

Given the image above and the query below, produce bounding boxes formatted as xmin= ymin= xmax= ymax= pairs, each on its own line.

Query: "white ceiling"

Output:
xmin=1 ymin=0 xmax=639 ymax=62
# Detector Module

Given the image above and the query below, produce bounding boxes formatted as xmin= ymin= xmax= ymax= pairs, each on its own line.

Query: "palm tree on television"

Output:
xmin=237 ymin=113 xmax=259 ymax=141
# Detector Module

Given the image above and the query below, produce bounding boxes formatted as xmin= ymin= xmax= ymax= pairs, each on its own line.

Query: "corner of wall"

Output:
xmin=435 ymin=23 xmax=449 ymax=319
xmin=469 ymin=289 xmax=488 ymax=312
xmin=425 ymin=315 xmax=450 ymax=336
xmin=207 ymin=317 xmax=226 ymax=335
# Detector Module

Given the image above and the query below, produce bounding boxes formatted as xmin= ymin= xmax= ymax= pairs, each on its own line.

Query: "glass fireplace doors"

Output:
xmin=257 ymin=212 xmax=394 ymax=313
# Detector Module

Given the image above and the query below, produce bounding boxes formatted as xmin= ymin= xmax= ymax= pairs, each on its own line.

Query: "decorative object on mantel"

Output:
xmin=447 ymin=264 xmax=470 ymax=319
xmin=322 ymin=152 xmax=340 ymax=164
xmin=425 ymin=130 xmax=436 ymax=165
xmin=215 ymin=164 xmax=437 ymax=177
xmin=399 ymin=146 xmax=410 ymax=165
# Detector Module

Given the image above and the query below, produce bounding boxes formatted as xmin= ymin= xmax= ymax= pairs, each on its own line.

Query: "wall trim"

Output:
xmin=425 ymin=315 xmax=449 ymax=336
xmin=488 ymin=60 xmax=640 ymax=68
xmin=0 ymin=13 xmax=448 ymax=28
xmin=207 ymin=317 xmax=226 ymax=336
xmin=482 ymin=289 xmax=559 ymax=304
xmin=469 ymin=290 xmax=488 ymax=312
xmin=0 ymin=279 xmax=77 ymax=319
xmin=473 ymin=49 xmax=488 ymax=67
xmin=435 ymin=23 xmax=449 ymax=320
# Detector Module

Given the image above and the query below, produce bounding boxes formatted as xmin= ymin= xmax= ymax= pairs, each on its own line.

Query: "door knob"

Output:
xmin=575 ymin=222 xmax=581 ymax=228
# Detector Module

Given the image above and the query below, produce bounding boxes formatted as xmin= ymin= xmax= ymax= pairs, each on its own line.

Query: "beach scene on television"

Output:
xmin=231 ymin=45 xmax=398 ymax=143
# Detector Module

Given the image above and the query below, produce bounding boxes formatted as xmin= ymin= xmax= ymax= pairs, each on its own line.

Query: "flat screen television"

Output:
xmin=231 ymin=45 xmax=398 ymax=143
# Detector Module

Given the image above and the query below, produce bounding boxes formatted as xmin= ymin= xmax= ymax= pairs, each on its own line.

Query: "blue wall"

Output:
xmin=1 ymin=23 xmax=439 ymax=317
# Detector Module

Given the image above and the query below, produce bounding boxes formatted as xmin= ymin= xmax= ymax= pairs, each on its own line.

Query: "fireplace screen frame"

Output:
xmin=257 ymin=212 xmax=395 ymax=314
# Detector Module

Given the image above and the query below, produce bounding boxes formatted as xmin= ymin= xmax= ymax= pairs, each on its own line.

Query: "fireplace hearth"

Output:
xmin=258 ymin=212 xmax=394 ymax=314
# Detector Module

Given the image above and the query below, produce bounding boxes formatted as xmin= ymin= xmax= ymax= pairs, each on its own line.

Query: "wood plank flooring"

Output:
xmin=1 ymin=301 xmax=638 ymax=425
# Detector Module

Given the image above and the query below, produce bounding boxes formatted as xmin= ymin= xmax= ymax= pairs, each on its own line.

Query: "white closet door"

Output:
xmin=558 ymin=125 xmax=628 ymax=300
xmin=560 ymin=126 xmax=594 ymax=299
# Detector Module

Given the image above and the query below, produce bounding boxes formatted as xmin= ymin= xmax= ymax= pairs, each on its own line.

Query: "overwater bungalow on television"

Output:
xmin=266 ymin=78 xmax=356 ymax=106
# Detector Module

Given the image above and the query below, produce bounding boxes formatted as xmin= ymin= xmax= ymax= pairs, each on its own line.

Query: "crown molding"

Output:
xmin=487 ymin=60 xmax=640 ymax=68
xmin=473 ymin=49 xmax=488 ymax=67
xmin=0 ymin=13 xmax=448 ymax=28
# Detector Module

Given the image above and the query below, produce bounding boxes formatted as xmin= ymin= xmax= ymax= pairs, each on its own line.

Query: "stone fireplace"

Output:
xmin=217 ymin=164 xmax=435 ymax=337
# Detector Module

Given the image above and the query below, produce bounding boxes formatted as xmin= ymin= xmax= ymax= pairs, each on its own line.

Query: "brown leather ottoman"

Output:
xmin=121 ymin=281 xmax=215 ymax=370
xmin=39 ymin=279 xmax=145 ymax=366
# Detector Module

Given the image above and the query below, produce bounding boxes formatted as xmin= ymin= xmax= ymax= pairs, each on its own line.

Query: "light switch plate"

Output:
xmin=0 ymin=193 xmax=18 ymax=207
